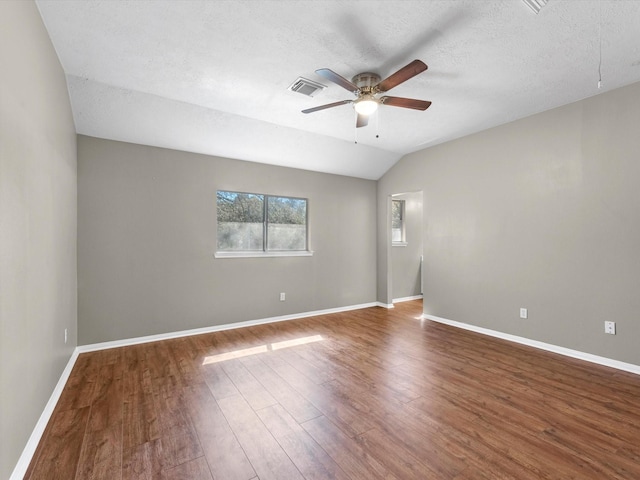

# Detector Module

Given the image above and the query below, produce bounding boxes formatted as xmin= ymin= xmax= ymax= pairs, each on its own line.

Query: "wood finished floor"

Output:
xmin=25 ymin=300 xmax=640 ymax=479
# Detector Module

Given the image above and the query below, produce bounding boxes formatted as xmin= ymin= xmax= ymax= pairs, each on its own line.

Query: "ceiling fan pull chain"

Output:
xmin=354 ymin=112 xmax=358 ymax=144
xmin=598 ymin=0 xmax=603 ymax=89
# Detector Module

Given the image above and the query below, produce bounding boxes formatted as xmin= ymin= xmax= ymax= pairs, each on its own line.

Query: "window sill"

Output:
xmin=214 ymin=250 xmax=314 ymax=259
xmin=392 ymin=242 xmax=408 ymax=247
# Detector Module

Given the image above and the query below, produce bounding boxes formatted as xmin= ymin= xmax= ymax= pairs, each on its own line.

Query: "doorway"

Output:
xmin=389 ymin=191 xmax=424 ymax=303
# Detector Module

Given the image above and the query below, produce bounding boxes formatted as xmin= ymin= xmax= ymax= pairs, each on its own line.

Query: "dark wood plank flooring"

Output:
xmin=25 ymin=301 xmax=640 ymax=479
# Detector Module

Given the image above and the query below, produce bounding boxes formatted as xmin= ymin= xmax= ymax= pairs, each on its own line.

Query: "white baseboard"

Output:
xmin=10 ymin=348 xmax=80 ymax=480
xmin=423 ymin=314 xmax=640 ymax=376
xmin=392 ymin=294 xmax=423 ymax=304
xmin=376 ymin=302 xmax=395 ymax=309
xmin=78 ymin=301 xmax=380 ymax=353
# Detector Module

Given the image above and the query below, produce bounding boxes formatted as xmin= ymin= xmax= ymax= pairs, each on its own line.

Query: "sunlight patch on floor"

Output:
xmin=202 ymin=334 xmax=323 ymax=364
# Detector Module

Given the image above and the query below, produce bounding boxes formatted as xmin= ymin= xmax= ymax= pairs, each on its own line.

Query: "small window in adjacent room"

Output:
xmin=392 ymin=199 xmax=406 ymax=245
xmin=216 ymin=190 xmax=310 ymax=257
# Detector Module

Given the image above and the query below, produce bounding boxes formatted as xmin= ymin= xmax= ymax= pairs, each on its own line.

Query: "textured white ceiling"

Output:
xmin=36 ymin=0 xmax=640 ymax=180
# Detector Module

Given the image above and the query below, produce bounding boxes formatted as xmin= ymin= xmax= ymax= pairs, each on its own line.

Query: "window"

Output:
xmin=392 ymin=199 xmax=406 ymax=245
xmin=216 ymin=190 xmax=310 ymax=257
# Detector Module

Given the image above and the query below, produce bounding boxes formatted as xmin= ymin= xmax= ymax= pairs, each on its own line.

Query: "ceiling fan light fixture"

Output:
xmin=354 ymin=95 xmax=379 ymax=115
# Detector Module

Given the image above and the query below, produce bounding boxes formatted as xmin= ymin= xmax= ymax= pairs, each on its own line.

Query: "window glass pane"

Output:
xmin=267 ymin=196 xmax=307 ymax=250
xmin=392 ymin=200 xmax=403 ymax=228
xmin=392 ymin=199 xmax=404 ymax=243
xmin=217 ymin=191 xmax=264 ymax=250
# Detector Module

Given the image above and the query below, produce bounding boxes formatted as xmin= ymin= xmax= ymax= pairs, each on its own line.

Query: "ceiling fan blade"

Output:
xmin=302 ymin=100 xmax=352 ymax=114
xmin=315 ymin=68 xmax=359 ymax=93
xmin=380 ymin=96 xmax=432 ymax=111
xmin=377 ymin=60 xmax=428 ymax=92
xmin=356 ymin=113 xmax=369 ymax=128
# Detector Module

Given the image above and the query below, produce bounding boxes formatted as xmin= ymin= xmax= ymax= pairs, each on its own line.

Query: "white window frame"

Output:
xmin=215 ymin=190 xmax=312 ymax=258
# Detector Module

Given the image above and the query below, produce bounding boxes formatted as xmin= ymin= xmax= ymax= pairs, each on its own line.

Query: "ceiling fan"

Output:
xmin=302 ymin=59 xmax=431 ymax=128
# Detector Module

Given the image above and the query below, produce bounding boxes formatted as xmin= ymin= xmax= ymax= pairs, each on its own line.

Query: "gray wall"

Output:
xmin=378 ymin=80 xmax=640 ymax=365
xmin=78 ymin=136 xmax=377 ymax=344
xmin=391 ymin=192 xmax=423 ymax=300
xmin=0 ymin=1 xmax=77 ymax=477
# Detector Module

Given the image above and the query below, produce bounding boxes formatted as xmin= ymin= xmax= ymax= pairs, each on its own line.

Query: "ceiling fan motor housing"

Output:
xmin=351 ymin=72 xmax=381 ymax=93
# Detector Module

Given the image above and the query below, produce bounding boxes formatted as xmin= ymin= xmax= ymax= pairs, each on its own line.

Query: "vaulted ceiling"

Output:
xmin=36 ymin=0 xmax=640 ymax=179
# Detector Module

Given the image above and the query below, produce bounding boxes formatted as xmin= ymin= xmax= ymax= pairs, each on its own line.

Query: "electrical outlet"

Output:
xmin=604 ymin=321 xmax=616 ymax=335
xmin=64 ymin=328 xmax=68 ymax=344
xmin=280 ymin=292 xmax=286 ymax=301
xmin=519 ymin=308 xmax=528 ymax=319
